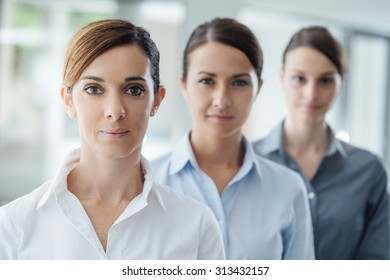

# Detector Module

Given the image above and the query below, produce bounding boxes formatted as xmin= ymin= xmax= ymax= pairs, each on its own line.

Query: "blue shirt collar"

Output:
xmin=169 ymin=131 xmax=263 ymax=181
xmin=169 ymin=132 xmax=197 ymax=175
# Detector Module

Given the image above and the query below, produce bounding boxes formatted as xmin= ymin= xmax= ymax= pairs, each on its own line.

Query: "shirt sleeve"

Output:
xmin=197 ymin=206 xmax=226 ymax=260
xmin=354 ymin=162 xmax=389 ymax=259
xmin=282 ymin=175 xmax=316 ymax=260
xmin=0 ymin=207 xmax=19 ymax=259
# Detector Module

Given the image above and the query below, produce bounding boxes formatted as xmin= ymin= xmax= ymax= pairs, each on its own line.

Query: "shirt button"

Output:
xmin=308 ymin=192 xmax=316 ymax=200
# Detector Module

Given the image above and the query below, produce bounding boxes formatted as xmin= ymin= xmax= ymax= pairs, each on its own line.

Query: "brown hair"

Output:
xmin=63 ymin=19 xmax=160 ymax=94
xmin=182 ymin=17 xmax=263 ymax=82
xmin=282 ymin=26 xmax=347 ymax=77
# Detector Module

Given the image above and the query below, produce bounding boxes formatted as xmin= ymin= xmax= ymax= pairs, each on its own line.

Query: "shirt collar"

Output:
xmin=258 ymin=121 xmax=284 ymax=155
xmin=141 ymin=154 xmax=166 ymax=209
xmin=169 ymin=131 xmax=198 ymax=175
xmin=240 ymin=136 xmax=264 ymax=181
xmin=325 ymin=127 xmax=348 ymax=159
xmin=37 ymin=148 xmax=166 ymax=210
xmin=259 ymin=120 xmax=347 ymax=159
xmin=168 ymin=131 xmax=262 ymax=181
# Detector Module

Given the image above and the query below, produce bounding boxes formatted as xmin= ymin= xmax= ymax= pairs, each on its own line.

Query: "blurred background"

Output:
xmin=1 ymin=0 xmax=390 ymax=204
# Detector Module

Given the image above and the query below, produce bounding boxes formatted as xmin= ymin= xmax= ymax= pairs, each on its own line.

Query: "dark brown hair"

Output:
xmin=182 ymin=17 xmax=263 ymax=82
xmin=282 ymin=26 xmax=347 ymax=77
xmin=63 ymin=19 xmax=160 ymax=94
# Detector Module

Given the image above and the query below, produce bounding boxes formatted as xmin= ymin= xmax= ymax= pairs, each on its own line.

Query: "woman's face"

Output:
xmin=181 ymin=41 xmax=260 ymax=139
xmin=281 ymin=46 xmax=342 ymax=125
xmin=62 ymin=44 xmax=164 ymax=159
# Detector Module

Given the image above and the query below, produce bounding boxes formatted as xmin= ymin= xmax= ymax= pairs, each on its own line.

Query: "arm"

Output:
xmin=0 ymin=207 xmax=19 ymax=259
xmin=355 ymin=163 xmax=389 ymax=259
xmin=197 ymin=207 xmax=226 ymax=260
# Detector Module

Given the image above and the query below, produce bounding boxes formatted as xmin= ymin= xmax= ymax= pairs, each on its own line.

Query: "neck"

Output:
xmin=283 ymin=117 xmax=328 ymax=153
xmin=67 ymin=148 xmax=144 ymax=203
xmin=190 ymin=129 xmax=244 ymax=168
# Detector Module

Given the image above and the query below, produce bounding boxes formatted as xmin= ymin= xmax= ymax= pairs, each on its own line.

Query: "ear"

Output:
xmin=150 ymin=85 xmax=166 ymax=117
xmin=179 ymin=74 xmax=188 ymax=102
xmin=61 ymin=86 xmax=76 ymax=118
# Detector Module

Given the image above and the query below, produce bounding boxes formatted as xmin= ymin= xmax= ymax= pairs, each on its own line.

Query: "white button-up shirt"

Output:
xmin=0 ymin=149 xmax=225 ymax=260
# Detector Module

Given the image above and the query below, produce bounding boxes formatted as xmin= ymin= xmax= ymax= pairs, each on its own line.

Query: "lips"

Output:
xmin=207 ymin=114 xmax=235 ymax=121
xmin=303 ymin=104 xmax=321 ymax=111
xmin=101 ymin=129 xmax=130 ymax=138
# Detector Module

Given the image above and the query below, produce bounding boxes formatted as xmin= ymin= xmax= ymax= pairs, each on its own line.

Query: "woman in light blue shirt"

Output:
xmin=252 ymin=26 xmax=389 ymax=259
xmin=151 ymin=18 xmax=315 ymax=259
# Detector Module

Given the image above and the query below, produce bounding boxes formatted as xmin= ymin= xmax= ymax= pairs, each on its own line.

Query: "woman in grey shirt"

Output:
xmin=253 ymin=26 xmax=389 ymax=259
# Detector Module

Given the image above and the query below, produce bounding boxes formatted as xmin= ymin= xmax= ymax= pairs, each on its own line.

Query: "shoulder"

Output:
xmin=253 ymin=154 xmax=307 ymax=197
xmin=154 ymin=182 xmax=210 ymax=212
xmin=1 ymin=182 xmax=51 ymax=223
xmin=153 ymin=181 xmax=219 ymax=227
xmin=342 ymin=141 xmax=383 ymax=162
xmin=340 ymin=141 xmax=387 ymax=175
xmin=255 ymin=154 xmax=302 ymax=182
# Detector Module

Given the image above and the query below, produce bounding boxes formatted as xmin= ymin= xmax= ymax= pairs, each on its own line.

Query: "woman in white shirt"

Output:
xmin=0 ymin=19 xmax=224 ymax=260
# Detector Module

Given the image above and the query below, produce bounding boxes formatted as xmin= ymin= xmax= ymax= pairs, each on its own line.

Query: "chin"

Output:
xmin=210 ymin=126 xmax=241 ymax=139
xmin=301 ymin=115 xmax=325 ymax=125
xmin=96 ymin=144 xmax=142 ymax=160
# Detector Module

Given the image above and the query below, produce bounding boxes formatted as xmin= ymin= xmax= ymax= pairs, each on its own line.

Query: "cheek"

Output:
xmin=76 ymin=111 xmax=98 ymax=133
xmin=324 ymin=89 xmax=338 ymax=104
xmin=73 ymin=100 xmax=97 ymax=122
xmin=283 ymin=88 xmax=297 ymax=102
xmin=128 ymin=102 xmax=151 ymax=117
xmin=186 ymin=91 xmax=208 ymax=112
xmin=282 ymin=79 xmax=294 ymax=96
xmin=235 ymin=93 xmax=254 ymax=112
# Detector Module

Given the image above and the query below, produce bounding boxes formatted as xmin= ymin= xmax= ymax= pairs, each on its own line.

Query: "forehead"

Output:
xmin=188 ymin=41 xmax=254 ymax=75
xmin=81 ymin=44 xmax=151 ymax=77
xmin=284 ymin=46 xmax=338 ymax=75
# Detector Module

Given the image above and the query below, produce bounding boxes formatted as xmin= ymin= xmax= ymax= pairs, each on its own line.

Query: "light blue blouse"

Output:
xmin=151 ymin=133 xmax=315 ymax=259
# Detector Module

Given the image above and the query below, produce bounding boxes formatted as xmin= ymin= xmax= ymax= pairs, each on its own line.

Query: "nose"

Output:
xmin=104 ymin=94 xmax=126 ymax=120
xmin=303 ymin=82 xmax=319 ymax=101
xmin=212 ymin=85 xmax=232 ymax=109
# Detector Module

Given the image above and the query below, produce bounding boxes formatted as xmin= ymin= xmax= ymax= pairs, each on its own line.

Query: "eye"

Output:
xmin=199 ymin=78 xmax=214 ymax=85
xmin=292 ymin=75 xmax=305 ymax=84
xmin=320 ymin=77 xmax=334 ymax=85
xmin=126 ymin=86 xmax=145 ymax=96
xmin=232 ymin=79 xmax=249 ymax=87
xmin=85 ymin=86 xmax=103 ymax=95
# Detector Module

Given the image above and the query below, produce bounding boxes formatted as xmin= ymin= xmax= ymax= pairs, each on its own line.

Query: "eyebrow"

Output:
xmin=290 ymin=69 xmax=336 ymax=76
xmin=81 ymin=76 xmax=104 ymax=82
xmin=80 ymin=76 xmax=147 ymax=82
xmin=197 ymin=71 xmax=216 ymax=77
xmin=232 ymin=73 xmax=251 ymax=78
xmin=197 ymin=71 xmax=251 ymax=78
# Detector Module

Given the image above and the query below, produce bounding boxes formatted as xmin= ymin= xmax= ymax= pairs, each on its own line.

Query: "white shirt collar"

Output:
xmin=37 ymin=148 xmax=165 ymax=210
